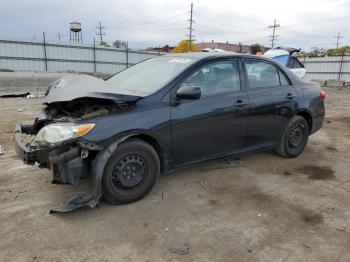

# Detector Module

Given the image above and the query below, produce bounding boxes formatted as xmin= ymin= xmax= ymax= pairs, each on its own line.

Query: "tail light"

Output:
xmin=320 ymin=90 xmax=326 ymax=100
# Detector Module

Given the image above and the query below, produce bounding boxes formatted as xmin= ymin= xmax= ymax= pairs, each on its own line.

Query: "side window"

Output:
xmin=182 ymin=61 xmax=240 ymax=96
xmin=244 ymin=61 xmax=280 ymax=89
xmin=288 ymin=57 xmax=305 ymax=69
xmin=278 ymin=70 xmax=290 ymax=86
xmin=292 ymin=57 xmax=304 ymax=69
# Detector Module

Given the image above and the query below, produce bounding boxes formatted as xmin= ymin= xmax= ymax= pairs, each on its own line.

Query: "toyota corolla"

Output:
xmin=14 ymin=53 xmax=325 ymax=212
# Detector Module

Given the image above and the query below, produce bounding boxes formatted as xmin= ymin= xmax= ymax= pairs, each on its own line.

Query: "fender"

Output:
xmin=50 ymin=135 xmax=132 ymax=213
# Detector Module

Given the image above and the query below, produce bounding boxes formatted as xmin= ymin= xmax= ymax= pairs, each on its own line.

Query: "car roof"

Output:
xmin=163 ymin=52 xmax=273 ymax=62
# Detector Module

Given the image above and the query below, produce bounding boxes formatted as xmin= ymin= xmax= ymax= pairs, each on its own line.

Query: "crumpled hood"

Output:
xmin=45 ymin=75 xmax=141 ymax=104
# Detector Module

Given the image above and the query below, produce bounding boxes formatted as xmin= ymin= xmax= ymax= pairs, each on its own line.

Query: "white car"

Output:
xmin=264 ymin=48 xmax=306 ymax=79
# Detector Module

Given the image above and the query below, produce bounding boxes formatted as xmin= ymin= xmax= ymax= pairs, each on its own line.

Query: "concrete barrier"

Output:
xmin=326 ymin=79 xmax=345 ymax=87
xmin=0 ymin=71 xmax=112 ymax=94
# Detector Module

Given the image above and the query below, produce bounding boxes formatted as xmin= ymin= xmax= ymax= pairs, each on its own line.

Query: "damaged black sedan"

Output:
xmin=14 ymin=53 xmax=325 ymax=212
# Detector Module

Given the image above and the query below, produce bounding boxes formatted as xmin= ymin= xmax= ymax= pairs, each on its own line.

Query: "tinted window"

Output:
xmin=290 ymin=57 xmax=304 ymax=69
xmin=182 ymin=61 xmax=240 ymax=96
xmin=279 ymin=71 xmax=290 ymax=86
xmin=244 ymin=61 xmax=280 ymax=89
xmin=272 ymin=55 xmax=289 ymax=66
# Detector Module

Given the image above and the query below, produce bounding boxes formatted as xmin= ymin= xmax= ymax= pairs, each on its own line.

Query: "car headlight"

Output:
xmin=33 ymin=123 xmax=95 ymax=146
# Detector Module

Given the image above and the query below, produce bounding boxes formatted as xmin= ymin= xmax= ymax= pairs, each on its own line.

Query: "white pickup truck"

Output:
xmin=264 ymin=48 xmax=306 ymax=79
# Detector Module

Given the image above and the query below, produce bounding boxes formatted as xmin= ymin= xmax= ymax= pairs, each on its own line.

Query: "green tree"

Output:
xmin=326 ymin=45 xmax=350 ymax=56
xmin=251 ymin=43 xmax=263 ymax=54
xmin=96 ymin=40 xmax=110 ymax=47
xmin=173 ymin=40 xmax=198 ymax=53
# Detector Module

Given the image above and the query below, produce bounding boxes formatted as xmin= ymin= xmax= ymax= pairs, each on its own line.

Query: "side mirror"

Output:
xmin=176 ymin=85 xmax=201 ymax=100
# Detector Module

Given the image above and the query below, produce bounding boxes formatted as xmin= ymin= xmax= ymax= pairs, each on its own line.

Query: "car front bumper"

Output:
xmin=13 ymin=123 xmax=74 ymax=166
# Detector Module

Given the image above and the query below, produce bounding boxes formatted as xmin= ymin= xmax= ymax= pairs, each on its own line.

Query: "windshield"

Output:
xmin=271 ymin=55 xmax=289 ymax=66
xmin=107 ymin=56 xmax=197 ymax=96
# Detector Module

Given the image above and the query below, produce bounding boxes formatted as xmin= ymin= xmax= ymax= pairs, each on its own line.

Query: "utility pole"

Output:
xmin=334 ymin=32 xmax=343 ymax=49
xmin=186 ymin=3 xmax=195 ymax=52
xmin=268 ymin=19 xmax=280 ymax=48
xmin=57 ymin=32 xmax=62 ymax=41
xmin=96 ymin=21 xmax=105 ymax=43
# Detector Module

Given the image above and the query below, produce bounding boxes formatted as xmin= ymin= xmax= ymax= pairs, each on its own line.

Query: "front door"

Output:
xmin=170 ymin=59 xmax=249 ymax=165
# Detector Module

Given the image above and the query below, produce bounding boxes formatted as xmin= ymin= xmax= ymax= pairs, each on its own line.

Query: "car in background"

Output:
xmin=14 ymin=52 xmax=325 ymax=212
xmin=264 ymin=47 xmax=306 ymax=79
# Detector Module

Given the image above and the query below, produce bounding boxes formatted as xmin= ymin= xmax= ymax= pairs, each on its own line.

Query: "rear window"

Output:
xmin=271 ymin=55 xmax=289 ymax=66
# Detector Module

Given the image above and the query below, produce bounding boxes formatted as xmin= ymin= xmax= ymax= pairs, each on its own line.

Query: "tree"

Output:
xmin=113 ymin=40 xmax=127 ymax=49
xmin=96 ymin=40 xmax=110 ymax=47
xmin=326 ymin=45 xmax=350 ymax=56
xmin=173 ymin=40 xmax=198 ymax=53
xmin=251 ymin=43 xmax=263 ymax=54
xmin=308 ymin=46 xmax=326 ymax=57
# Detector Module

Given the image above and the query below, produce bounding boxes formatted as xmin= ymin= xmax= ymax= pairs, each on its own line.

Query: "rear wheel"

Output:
xmin=102 ymin=139 xmax=160 ymax=204
xmin=276 ymin=116 xmax=309 ymax=158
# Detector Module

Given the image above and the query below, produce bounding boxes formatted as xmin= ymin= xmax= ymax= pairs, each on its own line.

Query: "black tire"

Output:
xmin=276 ymin=116 xmax=309 ymax=158
xmin=102 ymin=139 xmax=160 ymax=204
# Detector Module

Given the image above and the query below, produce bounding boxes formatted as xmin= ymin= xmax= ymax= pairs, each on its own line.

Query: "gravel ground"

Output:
xmin=0 ymin=87 xmax=349 ymax=262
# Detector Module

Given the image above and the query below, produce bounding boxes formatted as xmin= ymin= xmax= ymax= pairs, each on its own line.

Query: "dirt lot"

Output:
xmin=0 ymin=87 xmax=350 ymax=262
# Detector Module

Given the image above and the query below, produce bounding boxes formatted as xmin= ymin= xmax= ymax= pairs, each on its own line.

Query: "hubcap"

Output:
xmin=288 ymin=124 xmax=304 ymax=148
xmin=112 ymin=154 xmax=146 ymax=188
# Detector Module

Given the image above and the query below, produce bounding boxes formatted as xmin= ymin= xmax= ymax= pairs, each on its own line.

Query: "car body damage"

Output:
xmin=14 ymin=53 xmax=325 ymax=213
xmin=14 ymin=74 xmax=142 ymax=212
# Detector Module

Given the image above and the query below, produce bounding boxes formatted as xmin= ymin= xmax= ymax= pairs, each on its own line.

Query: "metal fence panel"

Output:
xmin=304 ymin=56 xmax=350 ymax=81
xmin=95 ymin=48 xmax=126 ymax=64
xmin=46 ymin=45 xmax=93 ymax=61
xmin=0 ymin=58 xmax=44 ymax=71
xmin=0 ymin=37 xmax=160 ymax=74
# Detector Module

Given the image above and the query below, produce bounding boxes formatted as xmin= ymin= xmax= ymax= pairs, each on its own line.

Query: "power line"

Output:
xmin=194 ymin=12 xmax=267 ymax=31
xmin=279 ymin=27 xmax=329 ymax=39
xmin=96 ymin=21 xmax=106 ymax=42
xmin=108 ymin=21 xmax=187 ymax=31
xmin=186 ymin=3 xmax=195 ymax=52
xmin=108 ymin=11 xmax=188 ymax=29
xmin=268 ymin=19 xmax=280 ymax=48
xmin=334 ymin=32 xmax=343 ymax=49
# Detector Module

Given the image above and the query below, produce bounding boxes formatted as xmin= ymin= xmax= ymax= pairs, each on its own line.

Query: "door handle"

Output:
xmin=233 ymin=100 xmax=247 ymax=107
xmin=285 ymin=93 xmax=296 ymax=99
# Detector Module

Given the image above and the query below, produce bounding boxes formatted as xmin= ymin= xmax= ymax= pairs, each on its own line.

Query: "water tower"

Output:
xmin=69 ymin=21 xmax=83 ymax=43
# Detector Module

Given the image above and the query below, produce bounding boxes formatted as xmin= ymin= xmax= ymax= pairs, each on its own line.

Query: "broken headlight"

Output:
xmin=33 ymin=123 xmax=95 ymax=146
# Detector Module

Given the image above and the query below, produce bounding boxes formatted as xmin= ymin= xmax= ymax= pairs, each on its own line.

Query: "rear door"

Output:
xmin=243 ymin=59 xmax=298 ymax=147
xmin=171 ymin=59 xmax=249 ymax=165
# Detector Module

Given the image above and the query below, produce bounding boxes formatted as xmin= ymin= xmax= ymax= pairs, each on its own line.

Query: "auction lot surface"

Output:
xmin=1 ymin=87 xmax=350 ymax=261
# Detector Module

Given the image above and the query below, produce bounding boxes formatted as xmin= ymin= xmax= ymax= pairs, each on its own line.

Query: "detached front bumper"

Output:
xmin=14 ymin=122 xmax=105 ymax=213
xmin=14 ymin=123 xmax=72 ymax=166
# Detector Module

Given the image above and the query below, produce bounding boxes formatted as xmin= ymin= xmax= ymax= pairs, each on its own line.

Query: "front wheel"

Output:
xmin=276 ymin=116 xmax=309 ymax=158
xmin=102 ymin=139 xmax=160 ymax=204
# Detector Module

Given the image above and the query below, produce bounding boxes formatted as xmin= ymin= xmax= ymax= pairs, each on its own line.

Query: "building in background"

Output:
xmin=196 ymin=41 xmax=269 ymax=54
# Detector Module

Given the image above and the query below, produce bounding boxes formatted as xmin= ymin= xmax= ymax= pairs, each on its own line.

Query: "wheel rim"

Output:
xmin=288 ymin=124 xmax=305 ymax=149
xmin=111 ymin=154 xmax=147 ymax=189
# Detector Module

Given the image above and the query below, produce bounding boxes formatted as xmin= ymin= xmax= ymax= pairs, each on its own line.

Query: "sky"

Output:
xmin=0 ymin=0 xmax=350 ymax=51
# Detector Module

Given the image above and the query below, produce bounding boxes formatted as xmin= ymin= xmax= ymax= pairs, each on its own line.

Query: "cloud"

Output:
xmin=0 ymin=0 xmax=349 ymax=50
